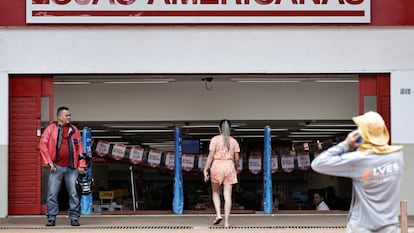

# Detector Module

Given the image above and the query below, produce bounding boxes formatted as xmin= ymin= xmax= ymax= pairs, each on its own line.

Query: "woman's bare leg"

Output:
xmin=211 ymin=182 xmax=222 ymax=219
xmin=223 ymin=183 xmax=233 ymax=227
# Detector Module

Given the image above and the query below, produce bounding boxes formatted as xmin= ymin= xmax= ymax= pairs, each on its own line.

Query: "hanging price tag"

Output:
xmin=111 ymin=144 xmax=126 ymax=160
xmin=182 ymin=154 xmax=195 ymax=171
xmin=147 ymin=150 xmax=162 ymax=168
xmin=129 ymin=147 xmax=144 ymax=164
xmin=198 ymin=154 xmax=208 ymax=171
xmin=95 ymin=140 xmax=110 ymax=157
xmin=297 ymin=152 xmax=311 ymax=170
xmin=165 ymin=151 xmax=175 ymax=170
xmin=248 ymin=155 xmax=262 ymax=174
xmin=281 ymin=154 xmax=294 ymax=173
xmin=271 ymin=155 xmax=279 ymax=173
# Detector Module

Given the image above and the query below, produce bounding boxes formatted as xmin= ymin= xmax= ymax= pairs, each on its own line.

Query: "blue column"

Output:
xmin=81 ymin=127 xmax=93 ymax=215
xmin=173 ymin=127 xmax=184 ymax=214
xmin=263 ymin=126 xmax=273 ymax=214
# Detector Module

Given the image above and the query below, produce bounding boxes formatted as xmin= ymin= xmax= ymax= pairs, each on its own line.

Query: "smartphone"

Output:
xmin=356 ymin=128 xmax=363 ymax=144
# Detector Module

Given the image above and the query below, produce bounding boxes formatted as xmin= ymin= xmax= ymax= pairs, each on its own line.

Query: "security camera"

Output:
xmin=202 ymin=77 xmax=213 ymax=82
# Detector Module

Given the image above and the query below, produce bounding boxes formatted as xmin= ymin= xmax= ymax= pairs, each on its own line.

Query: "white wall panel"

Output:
xmin=0 ymin=73 xmax=8 ymax=145
xmin=54 ymin=81 xmax=358 ymax=121
xmin=391 ymin=71 xmax=414 ymax=144
xmin=0 ymin=73 xmax=8 ymax=217
xmin=0 ymin=27 xmax=414 ymax=74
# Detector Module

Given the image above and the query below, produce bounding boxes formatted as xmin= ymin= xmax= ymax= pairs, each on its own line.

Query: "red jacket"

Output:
xmin=39 ymin=123 xmax=86 ymax=168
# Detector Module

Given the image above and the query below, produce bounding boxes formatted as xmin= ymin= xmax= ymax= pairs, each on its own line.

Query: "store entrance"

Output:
xmin=83 ymin=127 xmax=353 ymax=214
xmin=46 ymin=73 xmax=363 ymax=214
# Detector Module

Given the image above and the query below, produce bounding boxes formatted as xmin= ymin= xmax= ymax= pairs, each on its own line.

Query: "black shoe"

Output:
xmin=70 ymin=219 xmax=80 ymax=226
xmin=46 ymin=220 xmax=55 ymax=227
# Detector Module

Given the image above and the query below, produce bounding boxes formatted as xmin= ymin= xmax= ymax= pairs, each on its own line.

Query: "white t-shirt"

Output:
xmin=317 ymin=201 xmax=330 ymax=210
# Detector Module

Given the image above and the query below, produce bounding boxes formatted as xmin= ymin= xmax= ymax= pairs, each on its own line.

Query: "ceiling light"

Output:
xmin=288 ymin=135 xmax=334 ymax=138
xmin=231 ymin=78 xmax=301 ymax=83
xmin=106 ymin=125 xmax=169 ymax=129
xmin=54 ymin=81 xmax=91 ymax=85
xmin=315 ymin=80 xmax=358 ymax=83
xmin=92 ymin=136 xmax=122 ymax=139
xmin=290 ymin=132 xmax=342 ymax=135
xmin=120 ymin=129 xmax=174 ymax=133
xmin=181 ymin=125 xmax=218 ymax=128
xmin=306 ymin=124 xmax=356 ymax=127
xmin=103 ymin=79 xmax=175 ymax=84
xmin=188 ymin=132 xmax=217 ymax=135
xmin=91 ymin=129 xmax=109 ymax=133
xmin=234 ymin=128 xmax=288 ymax=132
xmin=292 ymin=140 xmax=314 ymax=143
xmin=299 ymin=129 xmax=352 ymax=132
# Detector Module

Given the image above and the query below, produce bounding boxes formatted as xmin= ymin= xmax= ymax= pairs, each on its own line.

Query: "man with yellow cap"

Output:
xmin=311 ymin=111 xmax=403 ymax=233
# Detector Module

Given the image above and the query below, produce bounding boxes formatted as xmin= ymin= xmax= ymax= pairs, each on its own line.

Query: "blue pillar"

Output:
xmin=173 ymin=127 xmax=184 ymax=214
xmin=263 ymin=126 xmax=273 ymax=214
xmin=81 ymin=127 xmax=93 ymax=215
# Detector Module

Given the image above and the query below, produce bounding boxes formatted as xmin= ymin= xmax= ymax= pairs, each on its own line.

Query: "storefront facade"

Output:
xmin=1 ymin=0 xmax=414 ymax=217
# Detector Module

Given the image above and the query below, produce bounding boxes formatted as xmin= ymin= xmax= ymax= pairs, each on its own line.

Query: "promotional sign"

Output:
xmin=296 ymin=152 xmax=311 ymax=170
xmin=182 ymin=154 xmax=195 ymax=171
xmin=197 ymin=154 xmax=207 ymax=171
xmin=271 ymin=155 xmax=279 ymax=173
xmin=165 ymin=151 xmax=175 ymax=170
xmin=95 ymin=140 xmax=110 ymax=157
xmin=129 ymin=146 xmax=144 ymax=164
xmin=27 ymin=0 xmax=370 ymax=24
xmin=111 ymin=143 xmax=126 ymax=160
xmin=281 ymin=154 xmax=294 ymax=173
xmin=248 ymin=155 xmax=262 ymax=174
xmin=147 ymin=149 xmax=162 ymax=167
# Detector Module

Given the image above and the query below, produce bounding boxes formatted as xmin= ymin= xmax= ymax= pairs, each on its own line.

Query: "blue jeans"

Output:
xmin=46 ymin=165 xmax=80 ymax=221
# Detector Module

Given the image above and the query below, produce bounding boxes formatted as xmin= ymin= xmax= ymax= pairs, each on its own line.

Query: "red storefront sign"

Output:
xmin=27 ymin=0 xmax=370 ymax=24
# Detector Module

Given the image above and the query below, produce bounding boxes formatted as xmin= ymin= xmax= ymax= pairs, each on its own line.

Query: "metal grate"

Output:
xmin=0 ymin=225 xmax=193 ymax=230
xmin=0 ymin=225 xmax=347 ymax=230
xmin=210 ymin=225 xmax=346 ymax=229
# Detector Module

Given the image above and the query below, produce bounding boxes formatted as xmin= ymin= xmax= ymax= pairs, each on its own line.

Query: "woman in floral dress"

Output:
xmin=203 ymin=119 xmax=240 ymax=228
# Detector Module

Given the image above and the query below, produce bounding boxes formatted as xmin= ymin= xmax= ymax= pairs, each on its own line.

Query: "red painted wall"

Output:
xmin=1 ymin=0 xmax=414 ymax=26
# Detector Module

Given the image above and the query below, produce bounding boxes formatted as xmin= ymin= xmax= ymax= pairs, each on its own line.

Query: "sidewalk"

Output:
xmin=1 ymin=213 xmax=413 ymax=233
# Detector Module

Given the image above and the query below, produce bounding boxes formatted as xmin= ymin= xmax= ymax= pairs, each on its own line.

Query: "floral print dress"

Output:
xmin=209 ymin=135 xmax=240 ymax=185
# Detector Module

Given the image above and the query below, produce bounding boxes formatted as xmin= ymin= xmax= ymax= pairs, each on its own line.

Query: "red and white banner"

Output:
xmin=248 ymin=155 xmax=261 ymax=174
xmin=27 ymin=0 xmax=370 ymax=24
xmin=111 ymin=143 xmax=126 ymax=160
xmin=297 ymin=152 xmax=311 ymax=170
xmin=129 ymin=146 xmax=144 ymax=164
xmin=198 ymin=154 xmax=208 ymax=171
xmin=281 ymin=154 xmax=294 ymax=173
xmin=164 ymin=151 xmax=175 ymax=170
xmin=271 ymin=155 xmax=279 ymax=173
xmin=182 ymin=154 xmax=195 ymax=171
xmin=95 ymin=140 xmax=110 ymax=157
xmin=147 ymin=149 xmax=162 ymax=168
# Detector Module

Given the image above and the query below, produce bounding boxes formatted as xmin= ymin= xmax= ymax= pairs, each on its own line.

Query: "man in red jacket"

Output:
xmin=39 ymin=106 xmax=87 ymax=227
